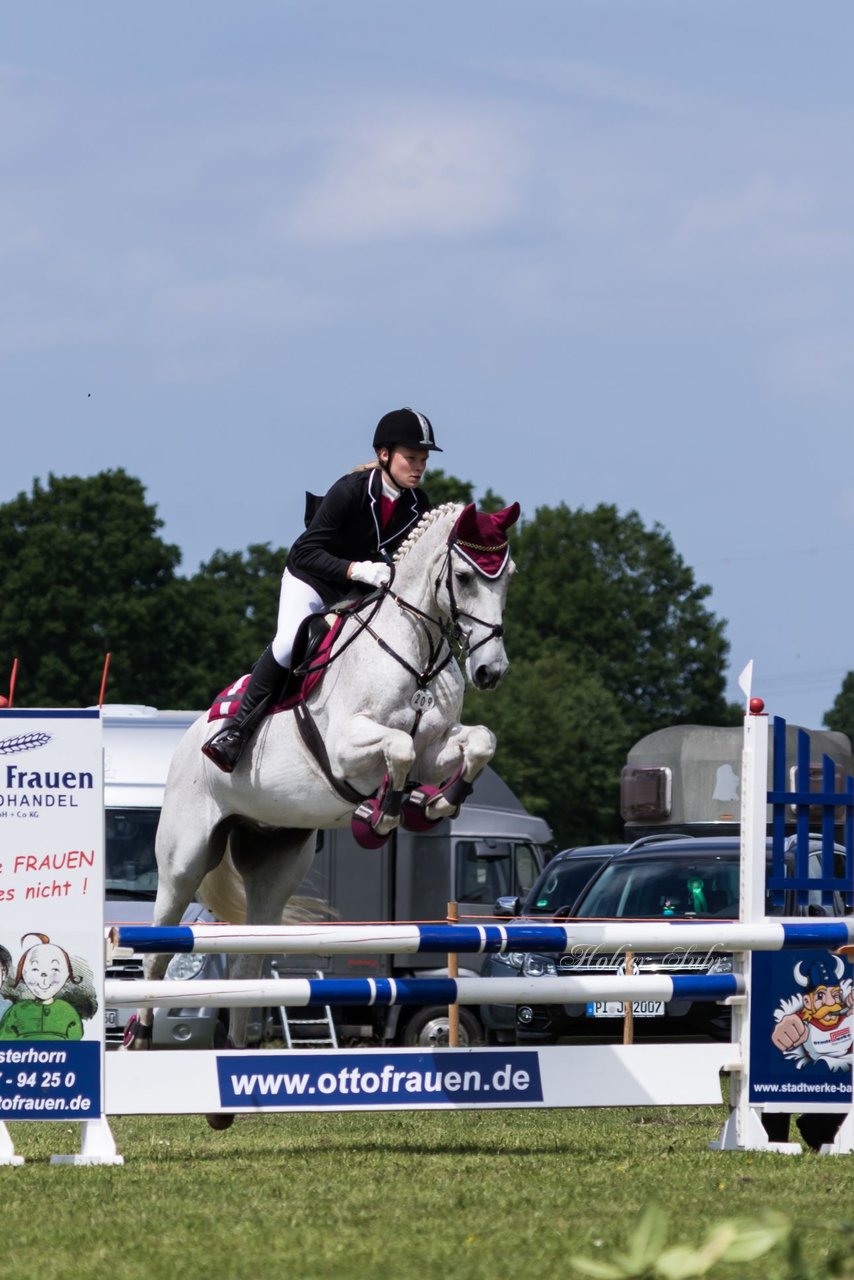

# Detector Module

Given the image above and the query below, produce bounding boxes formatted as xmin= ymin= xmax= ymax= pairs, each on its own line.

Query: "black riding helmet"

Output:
xmin=373 ymin=407 xmax=443 ymax=453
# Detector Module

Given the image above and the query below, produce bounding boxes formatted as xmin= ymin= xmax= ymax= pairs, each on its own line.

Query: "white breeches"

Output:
xmin=271 ymin=569 xmax=326 ymax=667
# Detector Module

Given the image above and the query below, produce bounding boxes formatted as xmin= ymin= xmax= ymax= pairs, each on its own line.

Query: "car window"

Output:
xmin=514 ymin=843 xmax=540 ymax=897
xmin=105 ymin=808 xmax=160 ymax=897
xmin=524 ymin=858 xmax=610 ymax=915
xmin=574 ymin=855 xmax=740 ymax=919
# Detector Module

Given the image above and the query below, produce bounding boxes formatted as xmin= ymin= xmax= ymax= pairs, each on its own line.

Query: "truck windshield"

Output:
xmin=105 ymin=808 xmax=160 ymax=899
xmin=455 ymin=840 xmax=541 ymax=903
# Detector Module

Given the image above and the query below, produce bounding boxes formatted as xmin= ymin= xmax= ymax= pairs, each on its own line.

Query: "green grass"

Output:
xmin=2 ymin=1106 xmax=854 ymax=1280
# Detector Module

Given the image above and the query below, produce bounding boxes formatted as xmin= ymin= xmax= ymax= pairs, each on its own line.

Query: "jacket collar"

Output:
xmin=368 ymin=467 xmax=422 ymax=549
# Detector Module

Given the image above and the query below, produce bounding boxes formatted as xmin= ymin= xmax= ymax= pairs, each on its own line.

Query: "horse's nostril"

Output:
xmin=475 ymin=665 xmax=500 ymax=690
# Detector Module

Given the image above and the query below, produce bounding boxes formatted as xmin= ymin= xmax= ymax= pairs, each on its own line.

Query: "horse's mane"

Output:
xmin=393 ymin=502 xmax=462 ymax=564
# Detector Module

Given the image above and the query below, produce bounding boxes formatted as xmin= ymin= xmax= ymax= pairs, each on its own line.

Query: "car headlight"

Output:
xmin=165 ymin=952 xmax=206 ymax=980
xmin=523 ymin=955 xmax=557 ymax=977
xmin=492 ymin=951 xmax=526 ymax=970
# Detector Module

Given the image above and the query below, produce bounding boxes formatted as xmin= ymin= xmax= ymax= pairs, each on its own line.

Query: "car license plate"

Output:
xmin=105 ymin=1008 xmax=119 ymax=1027
xmin=586 ymin=1001 xmax=665 ymax=1018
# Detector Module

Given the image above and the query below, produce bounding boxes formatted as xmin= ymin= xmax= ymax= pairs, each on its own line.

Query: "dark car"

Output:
xmin=479 ymin=843 xmax=626 ymax=1042
xmin=495 ymin=835 xmax=849 ymax=1045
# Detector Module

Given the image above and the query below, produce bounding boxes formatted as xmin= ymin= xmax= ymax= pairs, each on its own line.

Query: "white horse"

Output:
xmin=130 ymin=500 xmax=519 ymax=1062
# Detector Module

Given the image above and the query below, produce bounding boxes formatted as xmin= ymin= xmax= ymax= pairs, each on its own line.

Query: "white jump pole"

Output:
xmin=106 ymin=973 xmax=746 ymax=1010
xmin=107 ymin=919 xmax=854 ymax=959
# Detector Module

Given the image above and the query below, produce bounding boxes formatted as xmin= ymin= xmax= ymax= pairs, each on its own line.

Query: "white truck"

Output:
xmin=102 ymin=705 xmax=553 ymax=1049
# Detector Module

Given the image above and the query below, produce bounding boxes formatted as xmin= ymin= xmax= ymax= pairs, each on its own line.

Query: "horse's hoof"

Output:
xmin=351 ymin=810 xmax=394 ymax=848
xmin=206 ymin=1113 xmax=235 ymax=1131
xmin=401 ymin=785 xmax=444 ymax=832
xmin=121 ymin=1015 xmax=152 ymax=1051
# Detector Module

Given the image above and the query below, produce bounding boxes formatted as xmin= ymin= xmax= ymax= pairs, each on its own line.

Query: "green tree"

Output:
xmin=159 ymin=543 xmax=288 ymax=709
xmin=0 ymin=470 xmax=182 ymax=706
xmin=423 ymin=468 xmax=474 ymax=506
xmin=825 ymin=673 xmax=854 ymax=742
xmin=0 ymin=471 xmax=736 ymax=850
xmin=425 ymin=468 xmax=507 ymax=512
xmin=504 ymin=503 xmax=735 ymax=741
xmin=465 ymin=654 xmax=628 ymax=847
xmin=462 ymin=502 xmax=737 ymax=845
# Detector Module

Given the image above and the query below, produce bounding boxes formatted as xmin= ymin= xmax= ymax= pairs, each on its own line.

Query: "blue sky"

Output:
xmin=3 ymin=2 xmax=853 ymax=728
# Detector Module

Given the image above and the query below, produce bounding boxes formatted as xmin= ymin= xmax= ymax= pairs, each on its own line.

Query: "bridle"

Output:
xmin=297 ymin=539 xmax=507 ymax=712
xmin=435 ymin=540 xmax=507 ymax=658
xmin=291 ymin=535 xmax=509 ymax=807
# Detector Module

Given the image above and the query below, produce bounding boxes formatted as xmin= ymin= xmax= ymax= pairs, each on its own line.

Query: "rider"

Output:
xmin=202 ymin=407 xmax=442 ymax=772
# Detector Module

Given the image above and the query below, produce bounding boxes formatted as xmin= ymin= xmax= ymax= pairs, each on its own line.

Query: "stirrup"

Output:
xmin=201 ymin=725 xmax=246 ymax=773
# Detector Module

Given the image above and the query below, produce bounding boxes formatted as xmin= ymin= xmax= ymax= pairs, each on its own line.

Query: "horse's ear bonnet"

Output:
xmin=449 ymin=502 xmax=521 ymax=577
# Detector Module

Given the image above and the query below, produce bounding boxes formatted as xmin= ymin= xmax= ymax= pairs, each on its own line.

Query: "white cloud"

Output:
xmin=282 ymin=108 xmax=527 ymax=244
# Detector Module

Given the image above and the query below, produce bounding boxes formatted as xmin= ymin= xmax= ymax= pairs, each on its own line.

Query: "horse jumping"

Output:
xmin=127 ymin=501 xmax=520 ymax=1062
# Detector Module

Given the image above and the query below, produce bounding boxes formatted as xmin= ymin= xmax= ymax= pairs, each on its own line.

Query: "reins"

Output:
xmin=291 ymin=526 xmax=508 ymax=796
xmin=295 ymin=541 xmax=503 ymax=710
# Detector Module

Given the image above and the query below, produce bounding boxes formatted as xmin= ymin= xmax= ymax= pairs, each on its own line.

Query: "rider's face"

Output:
xmin=382 ymin=448 xmax=429 ymax=490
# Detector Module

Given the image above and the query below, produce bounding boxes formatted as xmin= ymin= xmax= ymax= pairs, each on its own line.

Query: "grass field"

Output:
xmin=3 ymin=1105 xmax=854 ymax=1280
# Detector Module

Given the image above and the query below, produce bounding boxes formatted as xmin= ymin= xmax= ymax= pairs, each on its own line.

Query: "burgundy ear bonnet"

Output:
xmin=448 ymin=502 xmax=521 ymax=577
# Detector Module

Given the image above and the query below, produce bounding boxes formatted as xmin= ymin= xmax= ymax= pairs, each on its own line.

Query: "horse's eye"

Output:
xmin=453 ymin=570 xmax=475 ymax=589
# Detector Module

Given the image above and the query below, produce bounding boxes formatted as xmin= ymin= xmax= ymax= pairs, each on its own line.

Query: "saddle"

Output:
xmin=207 ymin=591 xmax=364 ymax=725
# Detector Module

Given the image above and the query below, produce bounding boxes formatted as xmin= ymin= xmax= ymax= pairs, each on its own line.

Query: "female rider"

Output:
xmin=202 ymin=406 xmax=442 ymax=772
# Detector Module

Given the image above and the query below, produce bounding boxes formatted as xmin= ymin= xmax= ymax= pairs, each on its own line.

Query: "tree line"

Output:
xmin=0 ymin=468 xmax=741 ymax=847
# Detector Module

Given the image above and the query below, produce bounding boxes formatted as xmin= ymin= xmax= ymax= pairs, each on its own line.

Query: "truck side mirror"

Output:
xmin=493 ymin=895 xmax=521 ymax=917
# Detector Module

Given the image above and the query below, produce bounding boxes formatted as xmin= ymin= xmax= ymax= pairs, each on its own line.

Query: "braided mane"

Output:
xmin=392 ymin=502 xmax=462 ymax=564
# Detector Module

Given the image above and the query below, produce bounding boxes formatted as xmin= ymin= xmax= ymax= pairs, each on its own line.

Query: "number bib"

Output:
xmin=411 ymin=689 xmax=435 ymax=712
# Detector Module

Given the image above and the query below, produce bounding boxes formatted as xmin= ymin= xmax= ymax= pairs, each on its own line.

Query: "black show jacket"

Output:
xmin=286 ymin=468 xmax=431 ymax=602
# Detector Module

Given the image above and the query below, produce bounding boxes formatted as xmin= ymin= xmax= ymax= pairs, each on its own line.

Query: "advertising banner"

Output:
xmin=749 ymin=949 xmax=853 ymax=1108
xmin=106 ymin=1041 xmax=735 ymax=1114
xmin=0 ymin=710 xmax=104 ymax=1121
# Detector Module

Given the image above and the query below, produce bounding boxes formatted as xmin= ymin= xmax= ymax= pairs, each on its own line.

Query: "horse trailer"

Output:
xmin=621 ymin=721 xmax=854 ymax=841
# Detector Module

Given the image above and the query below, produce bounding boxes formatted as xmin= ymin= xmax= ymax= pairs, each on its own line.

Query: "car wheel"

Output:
xmin=401 ymin=1006 xmax=482 ymax=1048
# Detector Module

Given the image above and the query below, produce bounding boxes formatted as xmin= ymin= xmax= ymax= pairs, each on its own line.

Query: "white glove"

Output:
xmin=349 ymin=560 xmax=391 ymax=589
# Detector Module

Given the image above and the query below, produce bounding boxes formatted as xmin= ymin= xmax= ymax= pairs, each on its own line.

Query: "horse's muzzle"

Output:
xmin=472 ymin=662 xmax=506 ymax=691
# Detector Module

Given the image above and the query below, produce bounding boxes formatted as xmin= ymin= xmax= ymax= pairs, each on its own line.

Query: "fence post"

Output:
xmin=447 ymin=900 xmax=459 ymax=1047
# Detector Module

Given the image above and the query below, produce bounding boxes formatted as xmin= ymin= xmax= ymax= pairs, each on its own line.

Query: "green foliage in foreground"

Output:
xmin=5 ymin=1106 xmax=854 ymax=1280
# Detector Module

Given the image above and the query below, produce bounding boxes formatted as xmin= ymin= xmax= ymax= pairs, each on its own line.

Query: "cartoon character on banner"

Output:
xmin=770 ymin=954 xmax=853 ymax=1071
xmin=0 ymin=932 xmax=98 ymax=1041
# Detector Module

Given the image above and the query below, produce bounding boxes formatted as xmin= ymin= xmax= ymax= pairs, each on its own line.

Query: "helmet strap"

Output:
xmin=376 ymin=446 xmax=394 ymax=478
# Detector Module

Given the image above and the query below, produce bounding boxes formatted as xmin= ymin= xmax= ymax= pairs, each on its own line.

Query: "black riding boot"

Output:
xmin=201 ymin=645 xmax=289 ymax=773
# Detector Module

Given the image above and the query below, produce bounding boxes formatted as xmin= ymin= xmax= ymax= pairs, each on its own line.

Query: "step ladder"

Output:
xmin=271 ymin=963 xmax=339 ymax=1049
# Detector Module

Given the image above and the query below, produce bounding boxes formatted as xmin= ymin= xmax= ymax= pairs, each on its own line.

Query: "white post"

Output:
xmin=0 ymin=1122 xmax=24 ymax=1167
xmin=51 ymin=1118 xmax=123 ymax=1167
xmin=712 ymin=663 xmax=797 ymax=1151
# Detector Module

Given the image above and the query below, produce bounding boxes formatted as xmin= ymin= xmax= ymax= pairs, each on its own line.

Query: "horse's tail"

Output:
xmin=197 ymin=854 xmax=247 ymax=924
xmin=197 ymin=850 xmax=334 ymax=925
